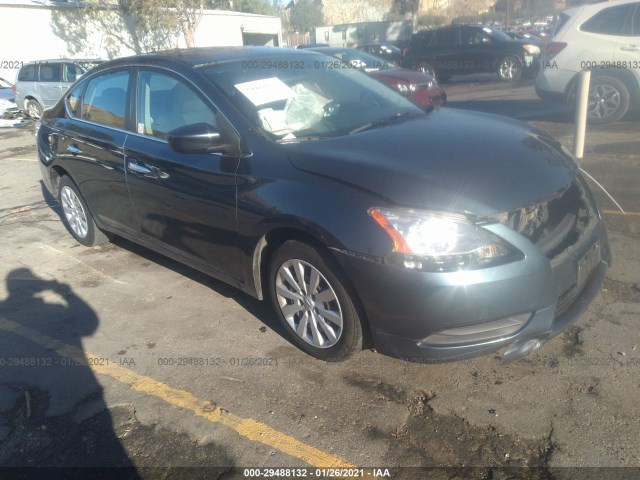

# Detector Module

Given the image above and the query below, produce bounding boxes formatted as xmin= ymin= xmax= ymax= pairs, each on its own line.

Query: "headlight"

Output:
xmin=369 ymin=208 xmax=522 ymax=272
xmin=396 ymin=82 xmax=416 ymax=94
xmin=523 ymin=44 xmax=540 ymax=55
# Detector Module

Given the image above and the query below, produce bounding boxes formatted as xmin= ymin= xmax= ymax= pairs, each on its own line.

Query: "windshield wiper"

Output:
xmin=349 ymin=111 xmax=422 ymax=135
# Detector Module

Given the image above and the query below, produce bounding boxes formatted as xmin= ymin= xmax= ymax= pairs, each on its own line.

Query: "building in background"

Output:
xmin=0 ymin=0 xmax=282 ymax=81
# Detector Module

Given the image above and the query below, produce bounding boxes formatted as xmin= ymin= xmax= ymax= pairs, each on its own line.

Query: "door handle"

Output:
xmin=127 ymin=162 xmax=153 ymax=175
xmin=66 ymin=144 xmax=82 ymax=154
xmin=619 ymin=45 xmax=639 ymax=52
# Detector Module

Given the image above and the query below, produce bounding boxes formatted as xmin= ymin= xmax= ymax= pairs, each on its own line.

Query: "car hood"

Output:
xmin=284 ymin=109 xmax=577 ymax=216
xmin=369 ymin=68 xmax=434 ymax=85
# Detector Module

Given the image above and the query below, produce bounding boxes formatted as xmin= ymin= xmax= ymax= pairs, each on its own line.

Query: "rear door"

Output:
xmin=56 ymin=69 xmax=138 ymax=235
xmin=580 ymin=3 xmax=633 ymax=63
xmin=432 ymin=27 xmax=462 ymax=74
xmin=613 ymin=3 xmax=640 ymax=81
xmin=124 ymin=68 xmax=242 ymax=280
xmin=37 ymin=62 xmax=65 ymax=108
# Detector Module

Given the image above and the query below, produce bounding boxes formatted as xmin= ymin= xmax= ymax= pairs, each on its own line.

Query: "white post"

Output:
xmin=573 ymin=69 xmax=591 ymax=159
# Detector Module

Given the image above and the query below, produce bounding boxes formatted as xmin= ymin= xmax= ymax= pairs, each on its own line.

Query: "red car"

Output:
xmin=311 ymin=47 xmax=447 ymax=110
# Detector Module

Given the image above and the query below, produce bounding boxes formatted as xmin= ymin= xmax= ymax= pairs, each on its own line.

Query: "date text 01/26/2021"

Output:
xmin=242 ymin=468 xmax=391 ymax=478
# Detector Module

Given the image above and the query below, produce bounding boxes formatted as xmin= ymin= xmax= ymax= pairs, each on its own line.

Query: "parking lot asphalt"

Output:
xmin=1 ymin=77 xmax=639 ymax=479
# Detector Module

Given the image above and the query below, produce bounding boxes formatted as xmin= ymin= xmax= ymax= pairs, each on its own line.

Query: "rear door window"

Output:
xmin=81 ymin=71 xmax=129 ymax=129
xmin=631 ymin=4 xmax=640 ymax=35
xmin=18 ymin=64 xmax=37 ymax=82
xmin=435 ymin=28 xmax=458 ymax=46
xmin=581 ymin=4 xmax=634 ymax=36
xmin=39 ymin=64 xmax=63 ymax=82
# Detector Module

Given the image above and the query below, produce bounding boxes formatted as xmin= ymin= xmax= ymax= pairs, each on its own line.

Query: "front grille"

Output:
xmin=493 ymin=179 xmax=594 ymax=260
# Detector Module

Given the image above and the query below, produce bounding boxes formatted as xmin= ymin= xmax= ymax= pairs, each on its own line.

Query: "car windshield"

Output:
xmin=201 ymin=53 xmax=424 ymax=142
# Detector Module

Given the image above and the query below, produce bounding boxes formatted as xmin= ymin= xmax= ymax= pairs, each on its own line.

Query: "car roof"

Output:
xmin=563 ymin=0 xmax=639 ymax=16
xmin=22 ymin=59 xmax=104 ymax=64
xmin=90 ymin=47 xmax=312 ymax=72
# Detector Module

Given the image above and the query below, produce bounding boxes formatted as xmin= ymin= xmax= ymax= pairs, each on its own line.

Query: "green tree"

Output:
xmin=232 ymin=0 xmax=278 ymax=15
xmin=288 ymin=0 xmax=323 ymax=33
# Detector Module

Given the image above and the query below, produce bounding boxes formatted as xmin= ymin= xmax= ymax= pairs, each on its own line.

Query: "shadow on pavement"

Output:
xmin=0 ymin=268 xmax=139 ymax=477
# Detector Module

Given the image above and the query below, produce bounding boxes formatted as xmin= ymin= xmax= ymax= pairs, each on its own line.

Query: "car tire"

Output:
xmin=58 ymin=176 xmax=110 ymax=247
xmin=587 ymin=76 xmax=630 ymax=125
xmin=25 ymin=99 xmax=43 ymax=118
xmin=497 ymin=56 xmax=522 ymax=81
xmin=268 ymin=240 xmax=363 ymax=361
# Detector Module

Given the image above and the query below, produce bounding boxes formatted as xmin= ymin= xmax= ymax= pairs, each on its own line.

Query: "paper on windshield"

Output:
xmin=235 ymin=77 xmax=294 ymax=106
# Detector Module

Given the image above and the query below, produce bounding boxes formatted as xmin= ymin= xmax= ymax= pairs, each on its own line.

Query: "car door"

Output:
xmin=37 ymin=62 xmax=65 ymax=108
xmin=432 ymin=27 xmax=461 ymax=74
xmin=124 ymin=68 xmax=242 ymax=280
xmin=56 ymin=69 xmax=138 ymax=235
xmin=459 ymin=26 xmax=496 ymax=73
xmin=580 ymin=3 xmax=633 ymax=64
xmin=613 ymin=3 xmax=640 ymax=78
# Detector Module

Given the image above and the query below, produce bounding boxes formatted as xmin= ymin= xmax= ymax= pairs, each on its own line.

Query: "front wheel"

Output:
xmin=588 ymin=76 xmax=630 ymax=125
xmin=268 ymin=240 xmax=363 ymax=361
xmin=58 ymin=176 xmax=110 ymax=247
xmin=497 ymin=56 xmax=522 ymax=81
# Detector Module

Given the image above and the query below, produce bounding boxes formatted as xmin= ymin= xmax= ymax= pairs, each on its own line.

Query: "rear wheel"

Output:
xmin=268 ymin=240 xmax=363 ymax=361
xmin=58 ymin=176 xmax=110 ymax=247
xmin=497 ymin=56 xmax=522 ymax=81
xmin=25 ymin=99 xmax=43 ymax=118
xmin=416 ymin=61 xmax=436 ymax=78
xmin=588 ymin=76 xmax=630 ymax=125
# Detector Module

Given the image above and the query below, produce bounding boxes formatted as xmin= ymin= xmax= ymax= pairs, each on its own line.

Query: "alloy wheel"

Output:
xmin=589 ymin=84 xmax=621 ymax=121
xmin=275 ymin=259 xmax=343 ymax=348
xmin=60 ymin=185 xmax=89 ymax=238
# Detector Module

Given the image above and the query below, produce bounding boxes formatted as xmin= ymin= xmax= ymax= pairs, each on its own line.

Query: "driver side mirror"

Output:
xmin=167 ymin=123 xmax=232 ymax=154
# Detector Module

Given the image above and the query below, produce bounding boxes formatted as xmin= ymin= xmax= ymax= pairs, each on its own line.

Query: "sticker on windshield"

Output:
xmin=234 ymin=77 xmax=294 ymax=106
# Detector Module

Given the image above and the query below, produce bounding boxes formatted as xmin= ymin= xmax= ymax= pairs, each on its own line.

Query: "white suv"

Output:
xmin=535 ymin=0 xmax=640 ymax=124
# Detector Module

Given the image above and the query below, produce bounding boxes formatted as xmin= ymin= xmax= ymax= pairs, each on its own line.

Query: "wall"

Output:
xmin=0 ymin=1 xmax=282 ymax=82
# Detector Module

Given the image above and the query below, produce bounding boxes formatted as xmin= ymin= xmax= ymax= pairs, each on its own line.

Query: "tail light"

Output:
xmin=544 ymin=42 xmax=567 ymax=60
xmin=402 ymin=45 xmax=410 ymax=59
xmin=12 ymin=84 xmax=16 ymax=93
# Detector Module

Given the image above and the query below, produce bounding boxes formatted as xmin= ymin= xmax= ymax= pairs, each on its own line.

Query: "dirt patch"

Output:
xmin=600 ymin=278 xmax=640 ymax=304
xmin=344 ymin=377 xmax=555 ymax=478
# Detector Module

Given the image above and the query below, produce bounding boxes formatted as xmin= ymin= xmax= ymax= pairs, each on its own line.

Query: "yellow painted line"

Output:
xmin=0 ymin=317 xmax=353 ymax=468
xmin=602 ymin=209 xmax=640 ymax=217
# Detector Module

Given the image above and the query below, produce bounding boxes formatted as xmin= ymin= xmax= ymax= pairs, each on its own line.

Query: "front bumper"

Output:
xmin=332 ymin=203 xmax=611 ymax=363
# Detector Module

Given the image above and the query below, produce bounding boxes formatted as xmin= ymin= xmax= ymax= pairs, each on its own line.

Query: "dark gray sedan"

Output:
xmin=36 ymin=47 xmax=610 ymax=363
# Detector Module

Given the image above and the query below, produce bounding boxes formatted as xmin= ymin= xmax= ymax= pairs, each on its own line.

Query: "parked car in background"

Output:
xmin=15 ymin=59 xmax=104 ymax=118
xmin=37 ymin=47 xmax=610 ymax=363
xmin=355 ymin=43 xmax=402 ymax=63
xmin=504 ymin=30 xmax=545 ymax=47
xmin=311 ymin=47 xmax=447 ymax=109
xmin=0 ymin=77 xmax=15 ymax=102
xmin=535 ymin=0 xmax=640 ymax=124
xmin=402 ymin=24 xmax=542 ymax=81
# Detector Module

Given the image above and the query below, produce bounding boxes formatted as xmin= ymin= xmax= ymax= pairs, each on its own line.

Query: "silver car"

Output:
xmin=14 ymin=59 xmax=103 ymax=118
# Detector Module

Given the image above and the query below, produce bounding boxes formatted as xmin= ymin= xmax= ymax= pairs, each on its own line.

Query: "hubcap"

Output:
xmin=27 ymin=102 xmax=40 ymax=118
xmin=588 ymin=84 xmax=620 ymax=119
xmin=275 ymin=259 xmax=343 ymax=348
xmin=500 ymin=59 xmax=519 ymax=80
xmin=60 ymin=186 xmax=89 ymax=238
